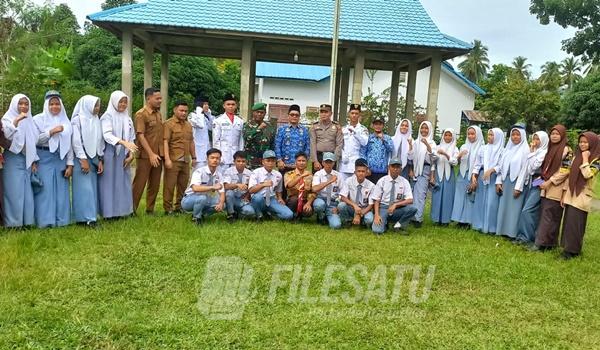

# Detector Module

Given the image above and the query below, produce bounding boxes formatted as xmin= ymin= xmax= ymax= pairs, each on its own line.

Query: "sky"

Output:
xmin=33 ymin=0 xmax=577 ymax=78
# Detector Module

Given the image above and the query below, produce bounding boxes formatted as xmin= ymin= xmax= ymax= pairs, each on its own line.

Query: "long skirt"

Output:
xmin=72 ymin=156 xmax=100 ymax=223
xmin=2 ymin=152 xmax=35 ymax=227
xmin=516 ymin=185 xmax=541 ymax=242
xmin=451 ymin=171 xmax=472 ymax=224
xmin=412 ymin=164 xmax=431 ymax=223
xmin=431 ymin=169 xmax=456 ymax=224
xmin=534 ymin=197 xmax=563 ymax=248
xmin=471 ymin=172 xmax=500 ymax=234
xmin=496 ymin=176 xmax=525 ymax=238
xmin=99 ymin=144 xmax=133 ymax=218
xmin=560 ymin=205 xmax=588 ymax=255
xmin=34 ymin=148 xmax=71 ymax=228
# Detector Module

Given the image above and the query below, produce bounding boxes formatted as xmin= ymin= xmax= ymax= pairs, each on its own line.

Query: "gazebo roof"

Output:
xmin=88 ymin=0 xmax=471 ymax=51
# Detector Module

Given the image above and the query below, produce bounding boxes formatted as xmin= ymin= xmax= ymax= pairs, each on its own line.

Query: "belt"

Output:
xmin=36 ymin=146 xmax=50 ymax=151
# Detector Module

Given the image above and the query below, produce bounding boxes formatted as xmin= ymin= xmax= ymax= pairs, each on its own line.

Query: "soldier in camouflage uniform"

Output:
xmin=243 ymin=103 xmax=276 ymax=170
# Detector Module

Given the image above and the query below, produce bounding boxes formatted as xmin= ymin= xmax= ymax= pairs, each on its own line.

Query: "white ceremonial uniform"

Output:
xmin=188 ymin=107 xmax=213 ymax=169
xmin=339 ymin=123 xmax=369 ymax=179
xmin=212 ymin=113 xmax=244 ymax=168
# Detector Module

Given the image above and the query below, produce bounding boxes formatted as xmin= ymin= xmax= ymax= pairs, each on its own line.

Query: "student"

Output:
xmin=411 ymin=121 xmax=437 ymax=227
xmin=213 ymin=93 xmax=244 ymax=171
xmin=71 ymin=95 xmax=104 ymax=226
xmin=471 ymin=128 xmax=505 ymax=234
xmin=338 ymin=158 xmax=375 ymax=228
xmin=495 ymin=126 xmax=530 ymax=239
xmin=371 ymin=158 xmax=418 ymax=234
xmin=181 ymin=148 xmax=225 ymax=225
xmin=360 ymin=115 xmax=394 ymax=184
xmin=32 ymin=91 xmax=73 ymax=228
xmin=188 ymin=95 xmax=213 ymax=169
xmin=99 ymin=91 xmax=137 ymax=220
xmin=248 ymin=150 xmax=294 ymax=221
xmin=558 ymin=132 xmax=599 ymax=259
xmin=451 ymin=125 xmax=483 ymax=227
xmin=431 ymin=128 xmax=458 ymax=225
xmin=312 ymin=152 xmax=345 ymax=229
xmin=1 ymin=94 xmax=38 ymax=228
xmin=339 ymin=104 xmax=369 ymax=181
xmin=514 ymin=131 xmax=549 ymax=244
xmin=284 ymin=152 xmax=316 ymax=220
xmin=391 ymin=118 xmax=414 ymax=180
xmin=531 ymin=125 xmax=571 ymax=251
xmin=223 ymin=151 xmax=255 ymax=222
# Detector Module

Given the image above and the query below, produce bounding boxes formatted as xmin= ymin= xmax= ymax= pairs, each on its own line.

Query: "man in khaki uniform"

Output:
xmin=133 ymin=87 xmax=164 ymax=214
xmin=310 ymin=103 xmax=344 ymax=172
xmin=163 ymin=101 xmax=196 ymax=215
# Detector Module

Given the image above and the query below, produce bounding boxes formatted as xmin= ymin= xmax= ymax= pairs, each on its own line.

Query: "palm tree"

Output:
xmin=561 ymin=56 xmax=582 ymax=88
xmin=512 ymin=56 xmax=531 ymax=79
xmin=539 ymin=61 xmax=562 ymax=88
xmin=365 ymin=69 xmax=378 ymax=92
xmin=458 ymin=39 xmax=490 ymax=83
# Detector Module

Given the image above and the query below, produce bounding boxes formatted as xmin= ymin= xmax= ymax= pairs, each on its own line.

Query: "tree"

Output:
xmin=561 ymin=56 xmax=582 ymax=89
xmin=530 ymin=0 xmax=600 ymax=65
xmin=561 ymin=70 xmax=600 ymax=132
xmin=101 ymin=0 xmax=137 ymax=10
xmin=512 ymin=56 xmax=532 ymax=80
xmin=539 ymin=61 xmax=562 ymax=89
xmin=366 ymin=69 xmax=378 ymax=92
xmin=458 ymin=39 xmax=490 ymax=83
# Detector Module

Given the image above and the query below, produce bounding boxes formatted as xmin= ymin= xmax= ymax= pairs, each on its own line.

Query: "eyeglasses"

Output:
xmin=289 ymin=113 xmax=300 ymax=117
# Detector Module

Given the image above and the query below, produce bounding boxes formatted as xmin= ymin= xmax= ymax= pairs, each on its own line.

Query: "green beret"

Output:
xmin=252 ymin=102 xmax=267 ymax=111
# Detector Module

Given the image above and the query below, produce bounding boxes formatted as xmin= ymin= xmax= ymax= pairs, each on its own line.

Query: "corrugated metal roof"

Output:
xmin=442 ymin=62 xmax=486 ymax=95
xmin=256 ymin=62 xmax=330 ymax=82
xmin=88 ymin=0 xmax=471 ymax=49
xmin=462 ymin=110 xmax=490 ymax=123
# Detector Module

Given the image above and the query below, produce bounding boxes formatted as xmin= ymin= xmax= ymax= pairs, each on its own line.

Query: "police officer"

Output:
xmin=212 ymin=93 xmax=244 ymax=171
xmin=310 ymin=104 xmax=344 ymax=173
xmin=339 ymin=104 xmax=369 ymax=180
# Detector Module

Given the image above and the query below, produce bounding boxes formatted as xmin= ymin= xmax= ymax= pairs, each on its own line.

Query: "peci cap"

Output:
xmin=223 ymin=93 xmax=236 ymax=102
xmin=288 ymin=104 xmax=301 ymax=114
xmin=355 ymin=158 xmax=368 ymax=167
xmin=349 ymin=103 xmax=361 ymax=112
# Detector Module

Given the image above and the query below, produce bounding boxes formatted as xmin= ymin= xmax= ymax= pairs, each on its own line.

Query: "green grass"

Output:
xmin=1 ymin=205 xmax=600 ymax=349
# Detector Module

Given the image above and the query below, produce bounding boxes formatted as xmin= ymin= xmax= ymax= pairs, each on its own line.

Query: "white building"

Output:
xmin=255 ymin=61 xmax=485 ymax=132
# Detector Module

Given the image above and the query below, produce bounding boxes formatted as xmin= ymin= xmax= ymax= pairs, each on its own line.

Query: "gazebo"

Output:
xmin=88 ymin=0 xmax=472 ymax=131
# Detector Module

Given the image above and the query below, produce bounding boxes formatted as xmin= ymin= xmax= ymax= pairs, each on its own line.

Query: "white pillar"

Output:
xmin=144 ymin=41 xmax=154 ymax=91
xmin=160 ymin=51 xmax=169 ymax=118
xmin=338 ymin=63 xmax=351 ymax=126
xmin=240 ymin=39 xmax=255 ymax=120
xmin=426 ymin=54 xmax=442 ymax=128
xmin=387 ymin=66 xmax=401 ymax=134
xmin=405 ymin=62 xmax=418 ymax=120
xmin=351 ymin=48 xmax=365 ymax=103
xmin=121 ymin=29 xmax=133 ymax=112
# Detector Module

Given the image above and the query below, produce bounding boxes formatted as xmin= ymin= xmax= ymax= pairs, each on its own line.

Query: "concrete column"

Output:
xmin=143 ymin=41 xmax=154 ymax=91
xmin=240 ymin=39 xmax=255 ymax=120
xmin=332 ymin=65 xmax=342 ymax=121
xmin=121 ymin=29 xmax=133 ymax=112
xmin=338 ymin=63 xmax=350 ymax=126
xmin=160 ymin=51 xmax=169 ymax=118
xmin=351 ymin=48 xmax=365 ymax=103
xmin=405 ymin=62 xmax=417 ymax=120
xmin=426 ymin=54 xmax=442 ymax=128
xmin=387 ymin=66 xmax=401 ymax=134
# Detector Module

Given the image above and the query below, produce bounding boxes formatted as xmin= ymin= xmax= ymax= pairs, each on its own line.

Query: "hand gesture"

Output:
xmin=313 ymin=161 xmax=322 ymax=171
xmin=352 ymin=214 xmax=361 ymax=225
xmin=122 ymin=141 xmax=138 ymax=154
xmin=330 ymin=175 xmax=338 ymax=184
xmin=237 ymin=183 xmax=248 ymax=191
xmin=263 ymin=180 xmax=273 ymax=188
xmin=79 ymin=158 xmax=90 ymax=173
xmin=51 ymin=125 xmax=64 ymax=135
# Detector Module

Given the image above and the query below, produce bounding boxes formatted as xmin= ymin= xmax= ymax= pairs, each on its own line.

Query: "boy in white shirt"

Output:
xmin=312 ymin=152 xmax=345 ymax=229
xmin=223 ymin=150 xmax=255 ymax=222
xmin=338 ymin=158 xmax=375 ymax=227
xmin=248 ymin=150 xmax=294 ymax=221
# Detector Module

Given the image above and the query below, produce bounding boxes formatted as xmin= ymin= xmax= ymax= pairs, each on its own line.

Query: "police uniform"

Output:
xmin=339 ymin=104 xmax=369 ymax=180
xmin=310 ymin=104 xmax=344 ymax=168
xmin=213 ymin=93 xmax=244 ymax=171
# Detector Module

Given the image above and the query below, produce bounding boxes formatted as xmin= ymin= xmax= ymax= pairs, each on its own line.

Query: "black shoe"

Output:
xmin=559 ymin=251 xmax=579 ymax=260
xmin=227 ymin=215 xmax=236 ymax=223
xmin=412 ymin=221 xmax=422 ymax=228
xmin=255 ymin=216 xmax=263 ymax=223
xmin=192 ymin=217 xmax=202 ymax=226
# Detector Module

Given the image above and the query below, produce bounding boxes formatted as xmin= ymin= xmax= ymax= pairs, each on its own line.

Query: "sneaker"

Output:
xmin=192 ymin=217 xmax=202 ymax=226
xmin=227 ymin=215 xmax=236 ymax=223
xmin=393 ymin=222 xmax=402 ymax=231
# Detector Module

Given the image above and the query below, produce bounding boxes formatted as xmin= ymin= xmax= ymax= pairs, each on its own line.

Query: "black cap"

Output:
xmin=349 ymin=104 xmax=361 ymax=112
xmin=372 ymin=115 xmax=386 ymax=124
xmin=288 ymin=104 xmax=301 ymax=114
xmin=319 ymin=104 xmax=332 ymax=112
xmin=194 ymin=94 xmax=207 ymax=107
xmin=355 ymin=158 xmax=368 ymax=167
xmin=223 ymin=93 xmax=236 ymax=102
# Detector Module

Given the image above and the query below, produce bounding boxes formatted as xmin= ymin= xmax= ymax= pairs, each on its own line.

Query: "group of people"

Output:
xmin=1 ymin=88 xmax=598 ymax=259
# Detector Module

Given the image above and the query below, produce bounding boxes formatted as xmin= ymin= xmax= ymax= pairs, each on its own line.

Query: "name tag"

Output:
xmin=396 ymin=193 xmax=404 ymax=201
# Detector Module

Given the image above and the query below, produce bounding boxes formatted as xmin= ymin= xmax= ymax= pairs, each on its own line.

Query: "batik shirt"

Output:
xmin=360 ymin=133 xmax=395 ymax=174
xmin=274 ymin=124 xmax=310 ymax=167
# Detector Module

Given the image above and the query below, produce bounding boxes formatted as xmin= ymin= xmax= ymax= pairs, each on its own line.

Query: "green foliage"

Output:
xmin=101 ymin=0 xmax=137 ymax=10
xmin=561 ymin=56 xmax=583 ymax=89
xmin=538 ymin=61 xmax=562 ymax=90
xmin=458 ymin=39 xmax=490 ymax=83
xmin=561 ymin=71 xmax=600 ymax=132
xmin=512 ymin=56 xmax=532 ymax=80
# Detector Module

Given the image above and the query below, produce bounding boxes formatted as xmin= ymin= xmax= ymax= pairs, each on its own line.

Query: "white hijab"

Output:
xmin=413 ymin=121 xmax=436 ymax=177
xmin=436 ymin=128 xmax=457 ymax=181
xmin=100 ymin=91 xmax=132 ymax=155
xmin=459 ymin=125 xmax=484 ymax=177
xmin=1 ymin=94 xmax=39 ymax=168
xmin=499 ymin=127 xmax=530 ymax=182
xmin=33 ymin=95 xmax=73 ymax=160
xmin=528 ymin=131 xmax=549 ymax=168
xmin=72 ymin=95 xmax=102 ymax=158
xmin=483 ymin=127 xmax=505 ymax=175
xmin=392 ymin=118 xmax=413 ymax=167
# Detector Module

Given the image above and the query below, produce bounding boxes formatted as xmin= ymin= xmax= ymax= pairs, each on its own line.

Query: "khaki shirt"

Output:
xmin=284 ymin=169 xmax=316 ymax=201
xmin=562 ymin=160 xmax=599 ymax=213
xmin=309 ymin=121 xmax=344 ymax=161
xmin=163 ymin=116 xmax=193 ymax=162
xmin=135 ymin=105 xmax=164 ymax=158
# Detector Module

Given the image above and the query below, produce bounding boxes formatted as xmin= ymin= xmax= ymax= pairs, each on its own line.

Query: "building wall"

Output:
xmin=257 ymin=77 xmax=330 ymax=116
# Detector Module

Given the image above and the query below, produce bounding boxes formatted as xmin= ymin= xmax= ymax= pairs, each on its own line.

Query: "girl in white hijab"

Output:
xmin=430 ymin=128 xmax=458 ymax=225
xmin=411 ymin=120 xmax=437 ymax=227
xmin=495 ymin=126 xmax=530 ymax=239
xmin=471 ymin=127 xmax=505 ymax=234
xmin=515 ymin=131 xmax=549 ymax=243
xmin=1 ymin=94 xmax=39 ymax=227
xmin=71 ymin=95 xmax=104 ymax=226
xmin=32 ymin=91 xmax=74 ymax=228
xmin=451 ymin=125 xmax=483 ymax=227
xmin=391 ymin=118 xmax=414 ymax=179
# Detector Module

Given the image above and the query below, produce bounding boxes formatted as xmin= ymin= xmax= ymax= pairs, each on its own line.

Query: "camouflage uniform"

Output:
xmin=243 ymin=120 xmax=276 ymax=169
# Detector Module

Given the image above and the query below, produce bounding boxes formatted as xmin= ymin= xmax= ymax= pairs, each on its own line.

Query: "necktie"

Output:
xmin=356 ymin=184 xmax=363 ymax=207
xmin=265 ymin=173 xmax=272 ymax=206
xmin=208 ymin=174 xmax=214 ymax=186
xmin=326 ymin=174 xmax=332 ymax=206
xmin=390 ymin=180 xmax=396 ymax=205
xmin=297 ymin=175 xmax=305 ymax=215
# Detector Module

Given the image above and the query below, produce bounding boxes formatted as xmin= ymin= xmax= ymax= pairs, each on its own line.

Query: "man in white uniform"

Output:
xmin=339 ymin=104 xmax=369 ymax=180
xmin=212 ymin=93 xmax=244 ymax=171
xmin=188 ymin=95 xmax=213 ymax=169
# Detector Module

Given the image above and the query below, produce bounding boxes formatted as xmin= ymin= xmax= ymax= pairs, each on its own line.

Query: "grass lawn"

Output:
xmin=1 ymin=201 xmax=600 ymax=349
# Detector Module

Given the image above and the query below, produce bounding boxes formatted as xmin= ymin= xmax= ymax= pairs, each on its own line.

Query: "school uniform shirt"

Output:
xmin=185 ymin=166 xmax=224 ymax=196
xmin=312 ymin=169 xmax=345 ymax=202
xmin=339 ymin=123 xmax=369 ymax=174
xmin=370 ymin=175 xmax=413 ymax=206
xmin=212 ymin=113 xmax=244 ymax=165
xmin=340 ymin=175 xmax=375 ymax=208
xmin=249 ymin=167 xmax=284 ymax=198
xmin=223 ymin=166 xmax=252 ymax=196
xmin=562 ymin=160 xmax=599 ymax=212
xmin=188 ymin=107 xmax=213 ymax=165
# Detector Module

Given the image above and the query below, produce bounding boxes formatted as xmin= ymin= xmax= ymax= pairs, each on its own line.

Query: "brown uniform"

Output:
xmin=132 ymin=105 xmax=164 ymax=213
xmin=284 ymin=169 xmax=315 ymax=218
xmin=162 ymin=117 xmax=194 ymax=212
xmin=309 ymin=121 xmax=344 ymax=164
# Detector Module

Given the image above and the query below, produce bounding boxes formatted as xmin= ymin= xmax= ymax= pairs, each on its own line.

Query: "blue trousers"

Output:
xmin=372 ymin=204 xmax=418 ymax=234
xmin=250 ymin=194 xmax=294 ymax=220
xmin=181 ymin=193 xmax=221 ymax=219
xmin=225 ymin=191 xmax=255 ymax=218
xmin=313 ymin=198 xmax=342 ymax=229
xmin=337 ymin=202 xmax=374 ymax=227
